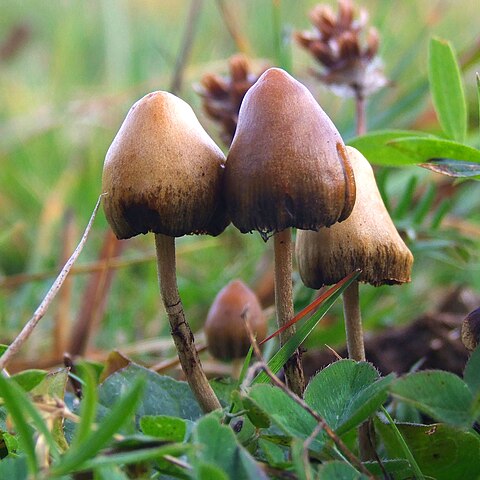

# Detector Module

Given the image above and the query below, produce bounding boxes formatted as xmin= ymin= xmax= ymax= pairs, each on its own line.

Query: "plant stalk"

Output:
xmin=273 ymin=228 xmax=305 ymax=396
xmin=354 ymin=89 xmax=367 ymax=136
xmin=154 ymin=233 xmax=221 ymax=413
xmin=342 ymin=281 xmax=365 ymax=362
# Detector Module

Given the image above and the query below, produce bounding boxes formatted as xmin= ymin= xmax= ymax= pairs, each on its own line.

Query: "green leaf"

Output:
xmin=464 ymin=345 xmax=480 ymax=395
xmin=388 ymin=136 xmax=480 ymax=164
xmin=253 ymin=271 xmax=360 ymax=384
xmin=420 ymin=159 xmax=480 ymax=178
xmin=192 ymin=414 xmax=268 ymax=480
xmin=428 ymin=37 xmax=467 ymax=142
xmin=140 ymin=415 xmax=186 ymax=442
xmin=316 ymin=461 xmax=369 ymax=479
xmin=0 ymin=456 xmax=28 ymax=479
xmin=10 ymin=370 xmax=47 ymax=392
xmin=348 ymin=130 xmax=431 ymax=166
xmin=248 ymin=385 xmax=321 ymax=450
xmin=304 ymin=360 xmax=394 ymax=435
xmin=93 ymin=465 xmax=130 ymax=480
xmin=98 ymin=364 xmax=203 ymax=421
xmin=51 ymin=376 xmax=145 ymax=475
xmin=196 ymin=462 xmax=229 ymax=480
xmin=377 ymin=421 xmax=480 ymax=480
xmin=390 ymin=371 xmax=474 ymax=426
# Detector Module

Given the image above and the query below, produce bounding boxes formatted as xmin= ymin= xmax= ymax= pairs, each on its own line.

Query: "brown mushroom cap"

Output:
xmin=102 ymin=91 xmax=229 ymax=239
xmin=461 ymin=307 xmax=480 ymax=351
xmin=205 ymin=279 xmax=267 ymax=361
xmin=296 ymin=146 xmax=413 ymax=288
xmin=224 ymin=67 xmax=355 ymax=238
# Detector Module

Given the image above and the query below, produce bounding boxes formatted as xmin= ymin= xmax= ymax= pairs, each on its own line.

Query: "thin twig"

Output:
xmin=170 ymin=0 xmax=204 ymax=94
xmin=0 ymin=194 xmax=105 ymax=371
xmin=242 ymin=315 xmax=374 ymax=478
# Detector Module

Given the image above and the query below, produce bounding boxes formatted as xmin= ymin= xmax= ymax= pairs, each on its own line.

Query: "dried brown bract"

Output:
xmin=195 ymin=54 xmax=267 ymax=146
xmin=296 ymin=0 xmax=387 ymax=98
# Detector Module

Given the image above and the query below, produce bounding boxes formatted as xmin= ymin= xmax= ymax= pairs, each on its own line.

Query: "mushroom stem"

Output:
xmin=342 ymin=281 xmax=366 ymax=362
xmin=154 ymin=233 xmax=221 ymax=412
xmin=273 ymin=228 xmax=305 ymax=396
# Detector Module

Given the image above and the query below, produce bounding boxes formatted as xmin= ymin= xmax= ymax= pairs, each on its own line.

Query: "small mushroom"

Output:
xmin=296 ymin=146 xmax=413 ymax=361
xmin=205 ymin=279 xmax=267 ymax=362
xmin=461 ymin=307 xmax=480 ymax=351
xmin=225 ymin=68 xmax=356 ymax=395
xmin=102 ymin=91 xmax=228 ymax=412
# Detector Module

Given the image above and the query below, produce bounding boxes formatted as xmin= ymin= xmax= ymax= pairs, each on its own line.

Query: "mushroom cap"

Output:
xmin=102 ymin=91 xmax=229 ymax=239
xmin=205 ymin=279 xmax=267 ymax=361
xmin=224 ymin=67 xmax=355 ymax=237
xmin=296 ymin=146 xmax=413 ymax=288
xmin=461 ymin=306 xmax=480 ymax=351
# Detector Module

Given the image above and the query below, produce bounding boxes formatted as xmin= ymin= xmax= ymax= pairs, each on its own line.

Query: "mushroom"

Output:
xmin=225 ymin=68 xmax=356 ymax=395
xmin=296 ymin=146 xmax=413 ymax=361
xmin=461 ymin=307 xmax=480 ymax=351
xmin=205 ymin=279 xmax=267 ymax=364
xmin=102 ymin=91 xmax=228 ymax=412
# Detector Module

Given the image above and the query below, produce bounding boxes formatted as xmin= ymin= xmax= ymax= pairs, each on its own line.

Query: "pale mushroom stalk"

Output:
xmin=155 ymin=234 xmax=220 ymax=412
xmin=273 ymin=228 xmax=305 ymax=395
xmin=102 ymin=91 xmax=228 ymax=413
xmin=342 ymin=281 xmax=365 ymax=361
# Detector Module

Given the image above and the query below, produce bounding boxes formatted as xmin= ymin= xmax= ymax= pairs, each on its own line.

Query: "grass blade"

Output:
xmin=253 ymin=270 xmax=361 ymax=384
xmin=69 ymin=364 xmax=98 ymax=448
xmin=0 ymin=375 xmax=39 ymax=475
xmin=381 ymin=406 xmax=425 ymax=480
xmin=428 ymin=37 xmax=467 ymax=142
xmin=51 ymin=376 xmax=145 ymax=476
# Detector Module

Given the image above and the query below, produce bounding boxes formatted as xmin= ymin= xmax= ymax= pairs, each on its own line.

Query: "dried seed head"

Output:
xmin=296 ymin=0 xmax=388 ymax=98
xmin=205 ymin=279 xmax=267 ymax=361
xmin=461 ymin=307 xmax=480 ymax=351
xmin=225 ymin=68 xmax=356 ymax=238
xmin=195 ymin=54 xmax=268 ymax=146
xmin=102 ymin=91 xmax=229 ymax=239
xmin=296 ymin=146 xmax=413 ymax=288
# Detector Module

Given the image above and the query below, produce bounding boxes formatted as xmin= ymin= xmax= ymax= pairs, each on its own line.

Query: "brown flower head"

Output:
xmin=296 ymin=0 xmax=387 ymax=98
xmin=195 ymin=54 xmax=267 ymax=146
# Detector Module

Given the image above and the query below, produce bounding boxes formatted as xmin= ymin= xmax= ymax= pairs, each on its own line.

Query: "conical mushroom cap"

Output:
xmin=224 ymin=67 xmax=355 ymax=237
xmin=205 ymin=279 xmax=267 ymax=361
xmin=296 ymin=146 xmax=413 ymax=288
xmin=102 ymin=91 xmax=229 ymax=239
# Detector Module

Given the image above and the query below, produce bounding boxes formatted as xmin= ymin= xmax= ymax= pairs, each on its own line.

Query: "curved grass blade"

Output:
xmin=0 ymin=374 xmax=60 ymax=464
xmin=380 ymin=407 xmax=425 ymax=480
xmin=0 ymin=375 xmax=39 ymax=475
xmin=51 ymin=376 xmax=145 ymax=476
xmin=253 ymin=270 xmax=361 ymax=384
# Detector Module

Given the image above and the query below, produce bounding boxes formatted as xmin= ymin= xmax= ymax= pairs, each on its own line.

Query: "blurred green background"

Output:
xmin=1 ymin=0 xmax=479 ymax=368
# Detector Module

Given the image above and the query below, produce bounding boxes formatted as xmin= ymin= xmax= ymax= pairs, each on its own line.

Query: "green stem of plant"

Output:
xmin=273 ymin=228 xmax=305 ymax=396
xmin=154 ymin=233 xmax=221 ymax=413
xmin=381 ymin=406 xmax=425 ymax=480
